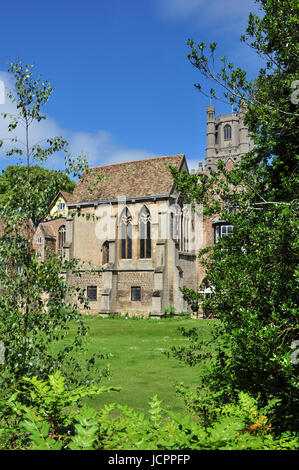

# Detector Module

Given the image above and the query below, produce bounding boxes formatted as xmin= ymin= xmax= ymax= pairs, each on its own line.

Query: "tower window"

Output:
xmin=224 ymin=124 xmax=232 ymax=141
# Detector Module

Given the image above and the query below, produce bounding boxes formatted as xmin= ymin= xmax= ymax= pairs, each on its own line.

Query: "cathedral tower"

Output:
xmin=204 ymin=104 xmax=253 ymax=172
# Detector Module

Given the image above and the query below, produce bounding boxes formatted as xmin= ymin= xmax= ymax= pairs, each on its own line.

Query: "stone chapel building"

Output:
xmin=59 ymin=105 xmax=253 ymax=317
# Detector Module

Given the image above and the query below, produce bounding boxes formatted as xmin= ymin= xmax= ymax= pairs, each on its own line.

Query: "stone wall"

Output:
xmin=116 ymin=270 xmax=154 ymax=315
xmin=66 ymin=195 xmax=208 ymax=317
xmin=67 ymin=269 xmax=104 ymax=315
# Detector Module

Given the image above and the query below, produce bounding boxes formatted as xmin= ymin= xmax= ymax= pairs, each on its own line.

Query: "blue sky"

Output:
xmin=0 ymin=0 xmax=262 ymax=174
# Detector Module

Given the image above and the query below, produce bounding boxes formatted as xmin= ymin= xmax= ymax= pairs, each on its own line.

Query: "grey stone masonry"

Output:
xmin=204 ymin=104 xmax=253 ymax=172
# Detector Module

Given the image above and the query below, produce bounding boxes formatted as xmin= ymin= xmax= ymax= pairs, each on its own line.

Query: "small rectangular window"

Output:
xmin=221 ymin=225 xmax=233 ymax=237
xmin=131 ymin=286 xmax=141 ymax=301
xmin=37 ymin=236 xmax=42 ymax=244
xmin=87 ymin=286 xmax=97 ymax=301
xmin=214 ymin=224 xmax=234 ymax=243
xmin=58 ymin=202 xmax=65 ymax=211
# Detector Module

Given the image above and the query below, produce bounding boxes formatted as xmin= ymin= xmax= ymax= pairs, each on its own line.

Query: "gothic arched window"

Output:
xmin=102 ymin=241 xmax=109 ymax=264
xmin=58 ymin=225 xmax=66 ymax=257
xmin=224 ymin=124 xmax=232 ymax=141
xmin=120 ymin=207 xmax=132 ymax=259
xmin=139 ymin=206 xmax=151 ymax=258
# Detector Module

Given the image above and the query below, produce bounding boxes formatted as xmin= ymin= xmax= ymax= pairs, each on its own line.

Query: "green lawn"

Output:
xmin=58 ymin=316 xmax=216 ymax=415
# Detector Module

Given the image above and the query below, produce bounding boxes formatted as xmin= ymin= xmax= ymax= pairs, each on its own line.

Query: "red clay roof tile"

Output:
xmin=69 ymin=154 xmax=185 ymax=204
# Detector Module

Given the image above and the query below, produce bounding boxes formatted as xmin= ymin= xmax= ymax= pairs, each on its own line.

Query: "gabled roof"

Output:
xmin=49 ymin=190 xmax=72 ymax=211
xmin=68 ymin=154 xmax=186 ymax=205
xmin=59 ymin=190 xmax=72 ymax=202
xmin=39 ymin=218 xmax=66 ymax=239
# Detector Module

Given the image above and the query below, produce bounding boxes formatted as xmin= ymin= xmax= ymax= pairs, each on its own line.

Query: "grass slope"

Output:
xmin=62 ymin=316 xmax=216 ymax=414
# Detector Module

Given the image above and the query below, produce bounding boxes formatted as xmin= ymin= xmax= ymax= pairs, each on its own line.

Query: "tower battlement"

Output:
xmin=204 ymin=105 xmax=253 ymax=172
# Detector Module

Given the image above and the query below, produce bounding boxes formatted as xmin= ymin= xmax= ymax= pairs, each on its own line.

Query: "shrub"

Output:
xmin=0 ymin=371 xmax=297 ymax=450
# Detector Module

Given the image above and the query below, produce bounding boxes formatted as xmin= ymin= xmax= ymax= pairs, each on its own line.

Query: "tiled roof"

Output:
xmin=40 ymin=218 xmax=66 ymax=238
xmin=68 ymin=154 xmax=186 ymax=205
xmin=59 ymin=191 xmax=72 ymax=202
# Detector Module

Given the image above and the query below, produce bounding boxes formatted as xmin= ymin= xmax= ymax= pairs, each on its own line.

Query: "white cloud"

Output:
xmin=156 ymin=0 xmax=259 ymax=32
xmin=68 ymin=129 xmax=155 ymax=168
xmin=0 ymin=71 xmax=156 ymax=173
xmin=157 ymin=0 xmax=207 ymax=21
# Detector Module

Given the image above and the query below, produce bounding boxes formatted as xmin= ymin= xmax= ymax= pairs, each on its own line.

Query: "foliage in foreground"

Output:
xmin=169 ymin=0 xmax=299 ymax=432
xmin=0 ymin=371 xmax=297 ymax=450
xmin=0 ymin=60 xmax=103 ymax=390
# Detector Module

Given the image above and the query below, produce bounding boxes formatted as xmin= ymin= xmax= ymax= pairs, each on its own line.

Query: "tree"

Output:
xmin=0 ymin=61 xmax=102 ymax=392
xmin=0 ymin=165 xmax=75 ymax=225
xmin=169 ymin=0 xmax=299 ymax=432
